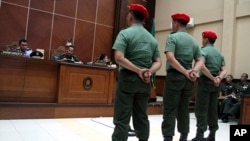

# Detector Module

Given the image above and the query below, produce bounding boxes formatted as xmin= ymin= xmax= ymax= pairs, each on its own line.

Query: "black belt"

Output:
xmin=167 ymin=69 xmax=180 ymax=73
xmin=120 ymin=69 xmax=136 ymax=75
xmin=200 ymin=74 xmax=218 ymax=79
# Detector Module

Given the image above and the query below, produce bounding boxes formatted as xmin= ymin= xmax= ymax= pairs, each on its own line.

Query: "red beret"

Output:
xmin=171 ymin=13 xmax=190 ymax=23
xmin=202 ymin=30 xmax=217 ymax=39
xmin=129 ymin=4 xmax=149 ymax=19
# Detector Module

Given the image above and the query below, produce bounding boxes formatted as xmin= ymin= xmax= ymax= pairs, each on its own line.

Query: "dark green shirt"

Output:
xmin=220 ymin=82 xmax=236 ymax=96
xmin=58 ymin=53 xmax=80 ymax=62
xmin=112 ymin=23 xmax=160 ymax=70
xmin=200 ymin=44 xmax=225 ymax=76
xmin=165 ymin=29 xmax=201 ymax=71
xmin=234 ymin=81 xmax=250 ymax=98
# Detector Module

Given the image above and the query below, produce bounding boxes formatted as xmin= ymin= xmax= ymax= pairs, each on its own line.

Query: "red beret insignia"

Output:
xmin=171 ymin=13 xmax=190 ymax=23
xmin=129 ymin=4 xmax=149 ymax=19
xmin=202 ymin=30 xmax=217 ymax=39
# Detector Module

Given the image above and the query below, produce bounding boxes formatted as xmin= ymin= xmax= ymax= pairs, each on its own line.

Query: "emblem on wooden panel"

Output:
xmin=83 ymin=77 xmax=92 ymax=90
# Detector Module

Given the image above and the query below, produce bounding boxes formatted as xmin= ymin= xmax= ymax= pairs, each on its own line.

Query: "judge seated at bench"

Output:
xmin=56 ymin=45 xmax=83 ymax=64
xmin=16 ymin=39 xmax=33 ymax=57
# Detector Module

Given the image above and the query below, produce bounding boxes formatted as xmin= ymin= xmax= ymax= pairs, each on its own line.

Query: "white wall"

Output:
xmin=154 ymin=0 xmax=250 ymax=79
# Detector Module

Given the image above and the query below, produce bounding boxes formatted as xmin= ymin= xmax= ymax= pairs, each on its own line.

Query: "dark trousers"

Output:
xmin=222 ymin=98 xmax=241 ymax=117
xmin=218 ymin=99 xmax=224 ymax=118
xmin=161 ymin=71 xmax=194 ymax=137
xmin=195 ymin=76 xmax=219 ymax=133
xmin=112 ymin=70 xmax=151 ymax=141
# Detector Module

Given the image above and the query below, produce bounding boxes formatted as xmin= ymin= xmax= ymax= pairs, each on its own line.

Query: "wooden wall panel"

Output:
xmin=0 ymin=0 xmax=115 ymax=63
xmin=97 ymin=0 xmax=116 ymax=26
xmin=51 ymin=15 xmax=75 ymax=54
xmin=77 ymin=0 xmax=97 ymax=22
xmin=27 ymin=9 xmax=53 ymax=60
xmin=30 ymin=0 xmax=54 ymax=12
xmin=55 ymin=0 xmax=77 ymax=17
xmin=74 ymin=20 xmax=95 ymax=62
xmin=94 ymin=25 xmax=114 ymax=60
xmin=4 ymin=0 xmax=29 ymax=6
xmin=0 ymin=3 xmax=27 ymax=46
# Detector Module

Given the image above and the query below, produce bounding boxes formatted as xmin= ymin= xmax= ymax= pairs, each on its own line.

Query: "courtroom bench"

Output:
xmin=0 ymin=55 xmax=163 ymax=119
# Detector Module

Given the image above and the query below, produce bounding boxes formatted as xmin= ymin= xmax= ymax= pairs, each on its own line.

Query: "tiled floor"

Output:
xmin=0 ymin=113 xmax=237 ymax=141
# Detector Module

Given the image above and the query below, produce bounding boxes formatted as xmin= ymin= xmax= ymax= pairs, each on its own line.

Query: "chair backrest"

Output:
xmin=51 ymin=46 xmax=66 ymax=60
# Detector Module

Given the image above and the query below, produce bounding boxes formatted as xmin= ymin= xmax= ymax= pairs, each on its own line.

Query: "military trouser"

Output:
xmin=218 ymin=99 xmax=224 ymax=118
xmin=112 ymin=69 xmax=151 ymax=141
xmin=161 ymin=70 xmax=194 ymax=137
xmin=222 ymin=98 xmax=241 ymax=117
xmin=195 ymin=76 xmax=219 ymax=133
xmin=229 ymin=101 xmax=241 ymax=117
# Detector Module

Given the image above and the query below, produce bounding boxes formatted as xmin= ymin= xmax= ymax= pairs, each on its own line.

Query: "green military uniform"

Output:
xmin=195 ymin=44 xmax=225 ymax=133
xmin=220 ymin=81 xmax=236 ymax=96
xmin=218 ymin=81 xmax=236 ymax=117
xmin=222 ymin=81 xmax=250 ymax=118
xmin=162 ymin=29 xmax=201 ymax=137
xmin=58 ymin=53 xmax=80 ymax=63
xmin=112 ymin=23 xmax=160 ymax=141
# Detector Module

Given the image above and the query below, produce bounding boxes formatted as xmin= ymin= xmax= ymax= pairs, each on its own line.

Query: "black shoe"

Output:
xmin=222 ymin=115 xmax=229 ymax=123
xmin=129 ymin=127 xmax=135 ymax=132
xmin=191 ymin=137 xmax=206 ymax=141
xmin=179 ymin=133 xmax=188 ymax=141
xmin=206 ymin=132 xmax=215 ymax=141
xmin=164 ymin=136 xmax=173 ymax=141
xmin=128 ymin=131 xmax=136 ymax=136
xmin=191 ymin=132 xmax=206 ymax=141
xmin=128 ymin=126 xmax=136 ymax=136
xmin=206 ymin=136 xmax=215 ymax=141
xmin=220 ymin=114 xmax=226 ymax=120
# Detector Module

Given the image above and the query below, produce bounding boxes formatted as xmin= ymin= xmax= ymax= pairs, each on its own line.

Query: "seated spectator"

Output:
xmin=218 ymin=74 xmax=236 ymax=118
xmin=15 ymin=39 xmax=32 ymax=57
xmin=220 ymin=73 xmax=250 ymax=123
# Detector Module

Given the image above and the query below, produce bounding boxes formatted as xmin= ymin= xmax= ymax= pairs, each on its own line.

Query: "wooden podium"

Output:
xmin=58 ymin=63 xmax=116 ymax=104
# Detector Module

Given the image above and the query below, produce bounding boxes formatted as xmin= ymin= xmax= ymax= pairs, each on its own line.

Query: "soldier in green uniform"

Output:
xmin=161 ymin=13 xmax=203 ymax=141
xmin=192 ymin=30 xmax=227 ymax=141
xmin=220 ymin=73 xmax=250 ymax=123
xmin=111 ymin=4 xmax=162 ymax=141
xmin=218 ymin=74 xmax=236 ymax=118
